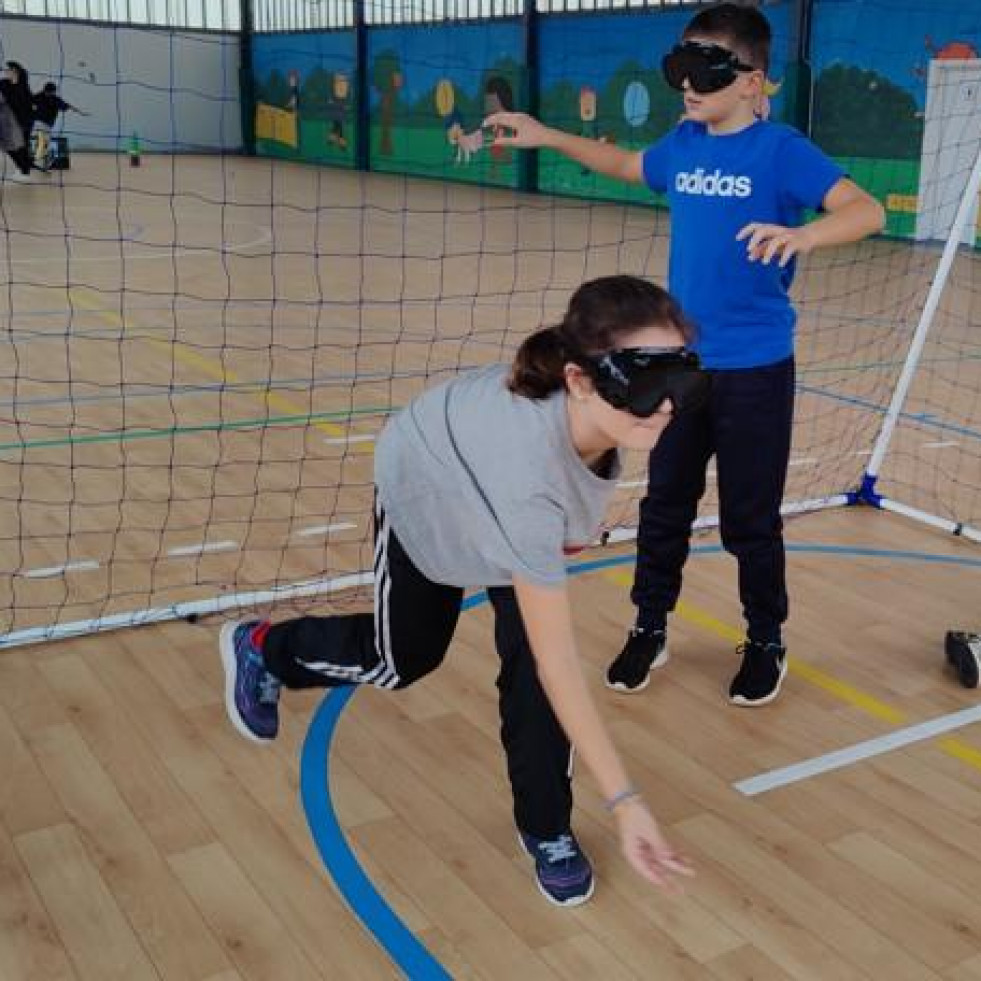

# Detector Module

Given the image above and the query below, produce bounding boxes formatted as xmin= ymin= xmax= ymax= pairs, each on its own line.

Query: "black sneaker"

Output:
xmin=729 ymin=640 xmax=787 ymax=707
xmin=606 ymin=627 xmax=669 ymax=693
xmin=945 ymin=631 xmax=980 ymax=689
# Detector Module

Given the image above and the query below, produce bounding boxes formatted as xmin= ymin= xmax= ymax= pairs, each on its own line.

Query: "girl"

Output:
xmin=219 ymin=275 xmax=705 ymax=904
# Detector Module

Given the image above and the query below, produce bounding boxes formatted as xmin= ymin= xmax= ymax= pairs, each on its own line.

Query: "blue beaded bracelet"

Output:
xmin=604 ymin=786 xmax=642 ymax=812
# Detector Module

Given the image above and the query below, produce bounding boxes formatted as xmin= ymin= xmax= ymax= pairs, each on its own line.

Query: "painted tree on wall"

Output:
xmin=538 ymin=62 xmax=680 ymax=147
xmin=540 ymin=79 xmax=579 ymax=129
xmin=260 ymin=68 xmax=292 ymax=109
xmin=813 ymin=64 xmax=923 ymax=159
xmin=600 ymin=60 xmax=679 ymax=143
xmin=301 ymin=67 xmax=334 ymax=118
xmin=373 ymin=50 xmax=403 ymax=155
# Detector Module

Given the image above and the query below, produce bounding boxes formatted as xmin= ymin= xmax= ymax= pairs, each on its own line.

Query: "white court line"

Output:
xmin=6 ymin=218 xmax=273 ymax=266
xmin=21 ymin=560 xmax=100 ymax=578
xmin=617 ymin=479 xmax=647 ymax=490
xmin=324 ymin=435 xmax=376 ymax=446
xmin=294 ymin=522 xmax=358 ymax=538
xmin=734 ymin=704 xmax=981 ymax=796
xmin=167 ymin=541 xmax=238 ymax=557
xmin=922 ymin=440 xmax=959 ymax=449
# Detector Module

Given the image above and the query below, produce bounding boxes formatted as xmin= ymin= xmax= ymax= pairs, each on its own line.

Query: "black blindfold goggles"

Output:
xmin=579 ymin=346 xmax=711 ymax=418
xmin=662 ymin=41 xmax=757 ymax=94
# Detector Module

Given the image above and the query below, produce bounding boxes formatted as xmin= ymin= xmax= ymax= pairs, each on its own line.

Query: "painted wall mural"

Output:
xmin=367 ymin=21 xmax=524 ymax=187
xmin=253 ymin=32 xmax=356 ymax=166
xmin=250 ymin=0 xmax=981 ymax=242
xmin=812 ymin=0 xmax=981 ymax=240
xmin=535 ymin=4 xmax=792 ymax=205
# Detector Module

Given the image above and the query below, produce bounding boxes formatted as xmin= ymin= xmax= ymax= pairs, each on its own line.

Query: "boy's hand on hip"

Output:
xmin=737 ymin=222 xmax=817 ymax=267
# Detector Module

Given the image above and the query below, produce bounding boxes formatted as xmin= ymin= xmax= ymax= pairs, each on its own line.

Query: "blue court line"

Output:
xmin=299 ymin=542 xmax=981 ymax=978
xmin=300 ymin=686 xmax=452 ymax=981
xmin=797 ymin=382 xmax=981 ymax=442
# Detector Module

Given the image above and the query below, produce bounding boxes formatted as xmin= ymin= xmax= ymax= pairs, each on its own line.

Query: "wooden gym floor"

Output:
xmin=1 ymin=155 xmax=980 ymax=980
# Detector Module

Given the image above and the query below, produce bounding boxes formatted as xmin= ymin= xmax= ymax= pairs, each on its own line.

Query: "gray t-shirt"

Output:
xmin=375 ymin=364 xmax=622 ymax=588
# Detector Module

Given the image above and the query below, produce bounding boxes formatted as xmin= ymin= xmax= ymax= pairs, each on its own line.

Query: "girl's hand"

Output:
xmin=615 ymin=799 xmax=693 ymax=892
xmin=481 ymin=111 xmax=552 ymax=149
xmin=736 ymin=222 xmax=817 ymax=267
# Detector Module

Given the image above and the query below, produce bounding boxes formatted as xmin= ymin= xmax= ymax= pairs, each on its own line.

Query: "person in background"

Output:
xmin=0 ymin=61 xmax=35 ymax=179
xmin=32 ymin=81 xmax=88 ymax=170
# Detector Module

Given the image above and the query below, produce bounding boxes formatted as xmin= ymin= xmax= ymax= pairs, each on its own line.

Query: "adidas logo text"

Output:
xmin=675 ymin=168 xmax=752 ymax=198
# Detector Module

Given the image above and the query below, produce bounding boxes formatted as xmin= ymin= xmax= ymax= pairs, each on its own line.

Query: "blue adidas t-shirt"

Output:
xmin=642 ymin=120 xmax=844 ymax=370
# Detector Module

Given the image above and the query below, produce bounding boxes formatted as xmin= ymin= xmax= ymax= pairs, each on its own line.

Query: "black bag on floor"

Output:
xmin=49 ymin=135 xmax=70 ymax=170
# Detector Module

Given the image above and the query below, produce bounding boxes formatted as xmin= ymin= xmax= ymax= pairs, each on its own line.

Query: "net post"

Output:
xmin=785 ymin=0 xmax=814 ymax=132
xmin=354 ymin=0 xmax=370 ymax=172
xmin=239 ymin=0 xmax=256 ymax=155
xmin=519 ymin=0 xmax=540 ymax=194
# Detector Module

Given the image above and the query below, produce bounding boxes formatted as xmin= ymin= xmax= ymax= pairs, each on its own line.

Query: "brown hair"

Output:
xmin=508 ymin=275 xmax=693 ymax=399
xmin=683 ymin=3 xmax=772 ymax=74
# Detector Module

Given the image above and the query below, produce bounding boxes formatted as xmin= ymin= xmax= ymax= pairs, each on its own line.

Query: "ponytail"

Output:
xmin=508 ymin=327 xmax=568 ymax=399
xmin=507 ymin=275 xmax=693 ymax=402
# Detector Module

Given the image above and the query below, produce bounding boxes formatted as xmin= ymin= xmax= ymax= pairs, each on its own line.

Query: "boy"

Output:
xmin=485 ymin=3 xmax=885 ymax=706
xmin=32 ymin=82 xmax=87 ymax=170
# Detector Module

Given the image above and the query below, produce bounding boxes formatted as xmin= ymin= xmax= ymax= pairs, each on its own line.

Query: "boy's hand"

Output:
xmin=482 ymin=111 xmax=552 ymax=149
xmin=736 ymin=222 xmax=817 ymax=267
xmin=615 ymin=798 xmax=694 ymax=893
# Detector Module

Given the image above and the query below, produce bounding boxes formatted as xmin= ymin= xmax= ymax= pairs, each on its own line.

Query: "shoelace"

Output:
xmin=623 ymin=628 xmax=661 ymax=661
xmin=539 ymin=835 xmax=578 ymax=864
xmin=738 ymin=641 xmax=784 ymax=656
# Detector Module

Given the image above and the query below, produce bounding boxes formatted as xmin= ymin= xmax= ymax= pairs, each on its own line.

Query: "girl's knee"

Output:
xmin=390 ymin=651 xmax=446 ymax=689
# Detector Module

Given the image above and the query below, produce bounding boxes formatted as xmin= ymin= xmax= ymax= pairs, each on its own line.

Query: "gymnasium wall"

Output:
xmin=250 ymin=0 xmax=981 ymax=242
xmin=811 ymin=0 xmax=981 ymax=239
xmin=252 ymin=21 xmax=526 ymax=186
xmin=0 ymin=16 xmax=242 ymax=153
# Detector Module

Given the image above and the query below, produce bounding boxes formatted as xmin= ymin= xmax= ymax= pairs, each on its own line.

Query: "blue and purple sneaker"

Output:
xmin=219 ymin=620 xmax=281 ymax=742
xmin=519 ymin=830 xmax=594 ymax=907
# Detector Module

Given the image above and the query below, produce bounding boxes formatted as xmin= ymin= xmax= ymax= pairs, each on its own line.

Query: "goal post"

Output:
xmin=857 ymin=141 xmax=981 ymax=545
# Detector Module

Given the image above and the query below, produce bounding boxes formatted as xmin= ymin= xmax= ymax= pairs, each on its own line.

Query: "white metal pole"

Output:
xmin=0 ymin=570 xmax=373 ymax=651
xmin=867 ymin=142 xmax=981 ymax=479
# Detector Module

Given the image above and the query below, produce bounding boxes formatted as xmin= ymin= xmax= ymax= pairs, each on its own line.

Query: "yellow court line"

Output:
xmin=604 ymin=567 xmax=981 ymax=774
xmin=67 ymin=287 xmax=368 ymax=445
xmin=937 ymin=737 xmax=981 ymax=770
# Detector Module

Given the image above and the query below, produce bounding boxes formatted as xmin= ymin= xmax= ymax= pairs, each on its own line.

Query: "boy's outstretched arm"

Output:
xmin=483 ymin=111 xmax=644 ymax=184
xmin=738 ymin=178 xmax=886 ymax=267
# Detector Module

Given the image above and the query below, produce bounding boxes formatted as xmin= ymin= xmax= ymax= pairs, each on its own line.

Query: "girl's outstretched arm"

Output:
xmin=513 ymin=574 xmax=693 ymax=891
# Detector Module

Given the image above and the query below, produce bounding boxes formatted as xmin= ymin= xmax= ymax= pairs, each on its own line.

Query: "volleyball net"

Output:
xmin=0 ymin=10 xmax=978 ymax=648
